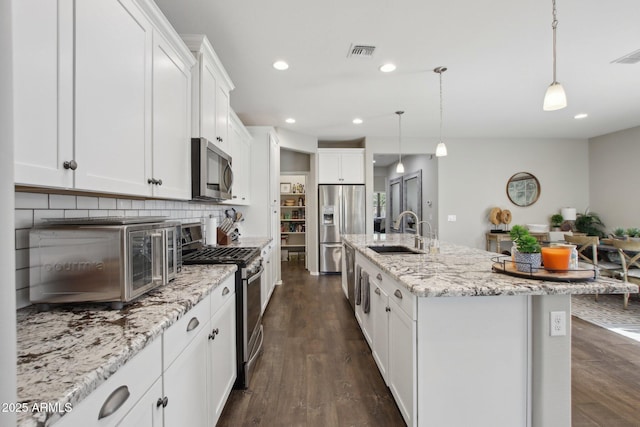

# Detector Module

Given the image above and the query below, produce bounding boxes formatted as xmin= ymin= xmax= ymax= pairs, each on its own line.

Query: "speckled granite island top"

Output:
xmin=342 ymin=234 xmax=638 ymax=298
xmin=16 ymin=264 xmax=237 ymax=427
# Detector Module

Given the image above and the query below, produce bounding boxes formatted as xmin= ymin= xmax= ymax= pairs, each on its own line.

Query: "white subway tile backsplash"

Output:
xmin=145 ymin=200 xmax=156 ymax=209
xmin=15 ymin=229 xmax=29 ymax=250
xmin=15 ymin=192 xmax=49 ymax=209
xmin=125 ymin=210 xmax=140 ymax=217
xmin=99 ymin=197 xmax=117 ymax=209
xmin=89 ymin=210 xmax=104 ymax=217
xmin=132 ymin=200 xmax=145 ymax=209
xmin=108 ymin=210 xmax=125 ymax=217
xmin=16 ymin=288 xmax=30 ymax=310
xmin=15 ymin=210 xmax=33 ymax=229
xmin=65 ymin=210 xmax=90 ymax=218
xmin=15 ymin=268 xmax=29 ymax=290
xmin=117 ymin=199 xmax=133 ymax=210
xmin=15 ymin=249 xmax=29 ymax=270
xmin=77 ymin=196 xmax=99 ymax=209
xmin=34 ymin=209 xmax=64 ymax=224
xmin=49 ymin=194 xmax=77 ymax=209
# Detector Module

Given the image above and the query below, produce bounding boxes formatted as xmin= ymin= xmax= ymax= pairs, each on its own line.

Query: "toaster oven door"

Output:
xmin=128 ymin=229 xmax=164 ymax=299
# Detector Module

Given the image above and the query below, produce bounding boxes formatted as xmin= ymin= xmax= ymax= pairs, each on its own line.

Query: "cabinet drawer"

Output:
xmin=211 ymin=275 xmax=235 ymax=314
xmin=56 ymin=338 xmax=161 ymax=427
xmin=163 ymin=296 xmax=210 ymax=370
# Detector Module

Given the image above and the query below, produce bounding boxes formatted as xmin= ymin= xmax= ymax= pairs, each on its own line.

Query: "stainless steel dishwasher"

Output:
xmin=344 ymin=243 xmax=356 ymax=311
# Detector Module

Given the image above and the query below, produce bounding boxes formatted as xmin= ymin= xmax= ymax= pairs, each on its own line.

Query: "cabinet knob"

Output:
xmin=394 ymin=289 xmax=403 ymax=299
xmin=222 ymin=287 xmax=230 ymax=296
xmin=156 ymin=396 xmax=168 ymax=408
xmin=208 ymin=328 xmax=220 ymax=340
xmin=375 ymin=288 xmax=381 ymax=296
xmin=385 ymin=306 xmax=391 ymax=312
xmin=376 ymin=273 xmax=382 ymax=281
xmin=156 ymin=179 xmax=162 ymax=186
xmin=63 ymin=160 xmax=78 ymax=170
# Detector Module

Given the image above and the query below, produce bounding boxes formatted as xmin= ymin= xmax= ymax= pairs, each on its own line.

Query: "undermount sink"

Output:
xmin=367 ymin=245 xmax=423 ymax=255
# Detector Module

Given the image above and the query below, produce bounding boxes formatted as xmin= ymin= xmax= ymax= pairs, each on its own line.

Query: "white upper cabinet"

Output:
xmin=74 ymin=0 xmax=153 ymax=195
xmin=182 ymin=34 xmax=234 ymax=154
xmin=13 ymin=0 xmax=74 ymax=188
xmin=225 ymin=110 xmax=252 ymax=205
xmin=13 ymin=0 xmax=195 ymax=199
xmin=151 ymin=29 xmax=193 ymax=199
xmin=317 ymin=148 xmax=365 ymax=184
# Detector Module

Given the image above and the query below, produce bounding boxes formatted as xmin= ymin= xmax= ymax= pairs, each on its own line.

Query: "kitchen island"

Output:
xmin=342 ymin=233 xmax=638 ymax=427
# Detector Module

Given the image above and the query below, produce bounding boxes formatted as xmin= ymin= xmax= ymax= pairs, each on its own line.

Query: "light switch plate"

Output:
xmin=447 ymin=215 xmax=456 ymax=222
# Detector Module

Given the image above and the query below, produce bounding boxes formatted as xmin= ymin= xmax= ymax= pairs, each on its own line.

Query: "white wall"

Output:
xmin=1 ymin=0 xmax=16 ymax=422
xmin=368 ymin=136 xmax=590 ymax=249
xmin=589 ymin=125 xmax=640 ymax=232
xmin=276 ymin=127 xmax=317 ymax=154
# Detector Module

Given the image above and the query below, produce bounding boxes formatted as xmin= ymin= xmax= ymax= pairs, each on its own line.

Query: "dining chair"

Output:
xmin=612 ymin=239 xmax=640 ymax=309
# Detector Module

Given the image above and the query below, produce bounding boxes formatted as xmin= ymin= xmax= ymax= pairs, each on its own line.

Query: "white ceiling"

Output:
xmin=155 ymin=0 xmax=640 ymax=142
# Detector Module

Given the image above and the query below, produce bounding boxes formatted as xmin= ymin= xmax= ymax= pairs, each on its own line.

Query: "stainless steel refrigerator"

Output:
xmin=319 ymin=184 xmax=366 ymax=273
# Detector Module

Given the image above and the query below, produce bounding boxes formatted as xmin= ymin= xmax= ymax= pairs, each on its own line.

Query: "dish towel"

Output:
xmin=355 ymin=265 xmax=362 ymax=305
xmin=362 ymin=271 xmax=370 ymax=314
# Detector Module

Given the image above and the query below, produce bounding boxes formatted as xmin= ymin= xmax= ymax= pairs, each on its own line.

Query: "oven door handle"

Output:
xmin=247 ymin=265 xmax=265 ymax=285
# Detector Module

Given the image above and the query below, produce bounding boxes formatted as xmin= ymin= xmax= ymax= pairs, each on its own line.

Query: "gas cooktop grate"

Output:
xmin=182 ymin=246 xmax=259 ymax=265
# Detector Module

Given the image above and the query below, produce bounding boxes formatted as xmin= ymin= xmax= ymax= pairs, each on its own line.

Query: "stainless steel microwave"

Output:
xmin=29 ymin=218 xmax=181 ymax=309
xmin=191 ymin=137 xmax=233 ymax=201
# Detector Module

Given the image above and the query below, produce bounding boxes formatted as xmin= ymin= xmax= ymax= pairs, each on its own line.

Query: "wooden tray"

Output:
xmin=491 ymin=256 xmax=597 ymax=282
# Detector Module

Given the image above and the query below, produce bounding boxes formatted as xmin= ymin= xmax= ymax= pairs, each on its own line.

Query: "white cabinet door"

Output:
xmin=261 ymin=245 xmax=272 ymax=314
xmin=74 ymin=0 xmax=153 ymax=196
xmin=224 ymin=112 xmax=251 ymax=205
xmin=199 ymin=56 xmax=218 ymax=144
xmin=116 ymin=378 xmax=163 ymax=427
xmin=371 ymin=281 xmax=389 ymax=383
xmin=317 ymin=150 xmax=342 ymax=184
xmin=163 ymin=323 xmax=209 ymax=427
xmin=388 ymin=298 xmax=416 ymax=427
xmin=317 ymin=149 xmax=365 ymax=184
xmin=13 ymin=0 xmax=74 ymax=188
xmin=152 ymin=30 xmax=192 ymax=200
xmin=216 ymin=84 xmax=230 ymax=149
xmin=339 ymin=151 xmax=365 ymax=184
xmin=208 ymin=296 xmax=237 ymax=425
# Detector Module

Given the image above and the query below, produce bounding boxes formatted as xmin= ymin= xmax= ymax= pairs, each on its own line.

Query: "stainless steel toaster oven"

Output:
xmin=29 ymin=217 xmax=181 ymax=309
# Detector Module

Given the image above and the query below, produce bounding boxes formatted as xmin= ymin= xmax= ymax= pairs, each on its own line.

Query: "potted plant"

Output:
xmin=550 ymin=214 xmax=564 ymax=231
xmin=613 ymin=227 xmax=626 ymax=239
xmin=510 ymin=225 xmax=542 ymax=273
xmin=575 ymin=209 xmax=606 ymax=237
xmin=626 ymin=228 xmax=640 ymax=240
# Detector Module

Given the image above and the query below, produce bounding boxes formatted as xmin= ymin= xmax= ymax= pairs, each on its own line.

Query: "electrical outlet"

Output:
xmin=447 ymin=215 xmax=456 ymax=222
xmin=550 ymin=311 xmax=567 ymax=336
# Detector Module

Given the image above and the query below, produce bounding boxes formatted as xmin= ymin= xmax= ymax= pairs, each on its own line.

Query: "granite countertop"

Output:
xmin=16 ymin=264 xmax=237 ymax=427
xmin=342 ymin=234 xmax=639 ymax=298
xmin=226 ymin=236 xmax=272 ymax=249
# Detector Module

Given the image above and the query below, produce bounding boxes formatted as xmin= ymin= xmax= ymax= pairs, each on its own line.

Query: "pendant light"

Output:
xmin=434 ymin=67 xmax=448 ymax=157
xmin=543 ymin=0 xmax=567 ymax=111
xmin=395 ymin=111 xmax=405 ymax=173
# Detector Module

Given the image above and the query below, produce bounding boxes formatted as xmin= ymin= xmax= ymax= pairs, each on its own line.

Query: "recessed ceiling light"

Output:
xmin=352 ymin=118 xmax=363 ymax=124
xmin=379 ymin=63 xmax=396 ymax=73
xmin=285 ymin=118 xmax=296 ymax=124
xmin=574 ymin=113 xmax=588 ymax=119
xmin=273 ymin=60 xmax=289 ymax=71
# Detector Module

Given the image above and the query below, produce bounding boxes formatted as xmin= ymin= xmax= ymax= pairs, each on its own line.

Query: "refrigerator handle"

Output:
xmin=339 ymin=186 xmax=345 ymax=235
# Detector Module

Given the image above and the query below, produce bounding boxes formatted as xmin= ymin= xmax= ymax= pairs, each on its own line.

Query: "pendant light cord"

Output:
xmin=551 ymin=0 xmax=558 ymax=84
xmin=439 ymin=71 xmax=443 ymax=143
xmin=396 ymin=111 xmax=404 ymax=164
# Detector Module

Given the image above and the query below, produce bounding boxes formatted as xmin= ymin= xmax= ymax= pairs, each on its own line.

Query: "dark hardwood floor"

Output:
xmin=219 ymin=261 xmax=640 ymax=427
xmin=218 ymin=261 xmax=405 ymax=426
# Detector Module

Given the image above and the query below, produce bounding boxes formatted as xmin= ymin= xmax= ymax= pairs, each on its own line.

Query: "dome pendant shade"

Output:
xmin=435 ymin=142 xmax=448 ymax=157
xmin=396 ymin=161 xmax=405 ymax=173
xmin=543 ymin=82 xmax=567 ymax=111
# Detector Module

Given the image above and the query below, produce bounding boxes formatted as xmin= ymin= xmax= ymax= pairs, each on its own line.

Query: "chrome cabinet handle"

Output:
xmin=156 ymin=396 xmax=168 ymax=408
xmin=375 ymin=288 xmax=381 ymax=296
xmin=386 ymin=306 xmax=391 ymax=312
xmin=147 ymin=178 xmax=163 ymax=185
xmin=186 ymin=317 xmax=200 ymax=332
xmin=156 ymin=179 xmax=162 ymax=186
xmin=222 ymin=287 xmax=230 ymax=296
xmin=394 ymin=289 xmax=403 ymax=299
xmin=98 ymin=385 xmax=130 ymax=419
xmin=63 ymin=160 xmax=77 ymax=170
xmin=376 ymin=273 xmax=382 ymax=281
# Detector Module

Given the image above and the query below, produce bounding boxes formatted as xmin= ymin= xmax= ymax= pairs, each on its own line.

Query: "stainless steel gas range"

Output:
xmin=181 ymin=223 xmax=263 ymax=389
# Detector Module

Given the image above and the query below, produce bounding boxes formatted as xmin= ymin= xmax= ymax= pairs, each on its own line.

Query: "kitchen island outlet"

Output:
xmin=342 ymin=234 xmax=637 ymax=427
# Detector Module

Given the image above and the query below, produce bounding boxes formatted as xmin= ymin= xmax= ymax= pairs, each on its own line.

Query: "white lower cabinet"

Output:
xmin=355 ymin=253 xmax=416 ymax=427
xmin=56 ymin=275 xmax=236 ymax=427
xmin=261 ymin=243 xmax=276 ymax=314
xmin=55 ymin=339 xmax=162 ymax=427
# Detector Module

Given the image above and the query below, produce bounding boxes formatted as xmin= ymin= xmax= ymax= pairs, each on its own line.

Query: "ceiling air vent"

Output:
xmin=347 ymin=44 xmax=376 ymax=58
xmin=611 ymin=48 xmax=640 ymax=64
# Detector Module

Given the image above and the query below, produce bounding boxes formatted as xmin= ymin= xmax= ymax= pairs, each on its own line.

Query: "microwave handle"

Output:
xmin=223 ymin=163 xmax=233 ymax=193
